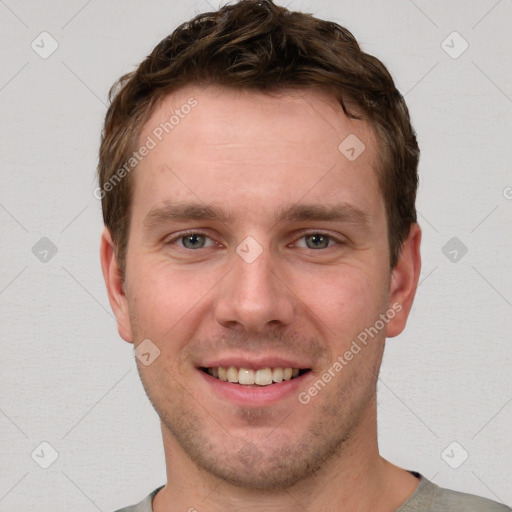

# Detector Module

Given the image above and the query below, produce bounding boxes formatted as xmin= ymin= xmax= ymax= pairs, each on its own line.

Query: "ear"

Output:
xmin=100 ymin=227 xmax=134 ymax=343
xmin=386 ymin=223 xmax=422 ymax=338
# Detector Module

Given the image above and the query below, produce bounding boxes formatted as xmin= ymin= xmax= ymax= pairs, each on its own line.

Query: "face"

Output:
xmin=102 ymin=85 xmax=420 ymax=489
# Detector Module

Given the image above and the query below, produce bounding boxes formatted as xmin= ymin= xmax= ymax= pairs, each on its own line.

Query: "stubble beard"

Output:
xmin=137 ymin=351 xmax=382 ymax=491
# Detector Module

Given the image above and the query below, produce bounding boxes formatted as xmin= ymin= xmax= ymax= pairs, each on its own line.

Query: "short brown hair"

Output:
xmin=98 ymin=0 xmax=419 ymax=277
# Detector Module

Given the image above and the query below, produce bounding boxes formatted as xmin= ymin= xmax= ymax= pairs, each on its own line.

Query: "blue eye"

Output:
xmin=181 ymin=233 xmax=207 ymax=249
xmin=166 ymin=232 xmax=217 ymax=249
xmin=296 ymin=233 xmax=336 ymax=249
xmin=305 ymin=234 xmax=330 ymax=249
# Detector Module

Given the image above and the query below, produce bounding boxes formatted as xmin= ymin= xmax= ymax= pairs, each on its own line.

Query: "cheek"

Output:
xmin=295 ymin=265 xmax=389 ymax=339
xmin=127 ymin=262 xmax=214 ymax=343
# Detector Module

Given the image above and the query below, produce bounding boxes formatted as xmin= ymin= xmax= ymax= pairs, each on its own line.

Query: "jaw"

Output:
xmin=147 ymin=355 xmax=381 ymax=492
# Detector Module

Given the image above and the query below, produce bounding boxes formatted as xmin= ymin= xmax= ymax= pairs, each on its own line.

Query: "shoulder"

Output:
xmin=431 ymin=485 xmax=510 ymax=512
xmin=401 ymin=473 xmax=510 ymax=512
xmin=112 ymin=485 xmax=164 ymax=512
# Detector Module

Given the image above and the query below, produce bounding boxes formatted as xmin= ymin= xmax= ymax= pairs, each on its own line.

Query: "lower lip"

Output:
xmin=198 ymin=369 xmax=309 ymax=406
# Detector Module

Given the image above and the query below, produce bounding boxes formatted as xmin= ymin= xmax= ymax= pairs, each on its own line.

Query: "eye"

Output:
xmin=167 ymin=232 xmax=217 ymax=250
xmin=295 ymin=233 xmax=338 ymax=250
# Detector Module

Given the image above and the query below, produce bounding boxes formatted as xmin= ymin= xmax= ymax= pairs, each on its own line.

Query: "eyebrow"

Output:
xmin=143 ymin=201 xmax=370 ymax=231
xmin=143 ymin=201 xmax=231 ymax=230
xmin=275 ymin=203 xmax=370 ymax=229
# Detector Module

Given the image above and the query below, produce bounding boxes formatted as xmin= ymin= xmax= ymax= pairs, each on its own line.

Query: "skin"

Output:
xmin=101 ymin=85 xmax=422 ymax=511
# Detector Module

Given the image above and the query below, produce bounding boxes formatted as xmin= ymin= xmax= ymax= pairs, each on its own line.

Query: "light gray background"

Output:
xmin=1 ymin=0 xmax=511 ymax=510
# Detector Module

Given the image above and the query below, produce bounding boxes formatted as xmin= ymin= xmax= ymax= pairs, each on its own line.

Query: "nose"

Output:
xmin=213 ymin=244 xmax=295 ymax=333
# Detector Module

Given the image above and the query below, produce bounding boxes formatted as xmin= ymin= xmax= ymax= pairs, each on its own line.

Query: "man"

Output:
xmin=97 ymin=1 xmax=510 ymax=511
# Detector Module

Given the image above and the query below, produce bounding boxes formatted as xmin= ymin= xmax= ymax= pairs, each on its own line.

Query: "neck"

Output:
xmin=153 ymin=403 xmax=419 ymax=512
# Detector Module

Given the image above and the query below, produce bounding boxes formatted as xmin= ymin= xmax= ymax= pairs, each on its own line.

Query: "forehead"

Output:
xmin=132 ymin=85 xmax=383 ymax=223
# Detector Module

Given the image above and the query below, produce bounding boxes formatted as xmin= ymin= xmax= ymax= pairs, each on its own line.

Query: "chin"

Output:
xmin=169 ymin=420 xmax=349 ymax=491
xmin=199 ymin=446 xmax=330 ymax=490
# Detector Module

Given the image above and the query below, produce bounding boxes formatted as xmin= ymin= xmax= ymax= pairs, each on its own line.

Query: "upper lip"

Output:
xmin=199 ymin=355 xmax=311 ymax=370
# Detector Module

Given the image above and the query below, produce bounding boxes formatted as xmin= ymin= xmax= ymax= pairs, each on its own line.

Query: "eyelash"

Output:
xmin=165 ymin=230 xmax=344 ymax=250
xmin=292 ymin=229 xmax=344 ymax=249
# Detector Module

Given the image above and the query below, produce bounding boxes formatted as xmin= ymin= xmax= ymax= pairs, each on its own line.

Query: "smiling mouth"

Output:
xmin=200 ymin=366 xmax=311 ymax=386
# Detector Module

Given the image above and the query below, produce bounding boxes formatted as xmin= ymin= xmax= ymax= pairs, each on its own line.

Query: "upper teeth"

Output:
xmin=207 ymin=367 xmax=300 ymax=386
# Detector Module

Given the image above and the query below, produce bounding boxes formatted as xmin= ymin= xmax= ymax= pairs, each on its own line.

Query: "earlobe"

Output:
xmin=386 ymin=223 xmax=422 ymax=338
xmin=100 ymin=227 xmax=134 ymax=343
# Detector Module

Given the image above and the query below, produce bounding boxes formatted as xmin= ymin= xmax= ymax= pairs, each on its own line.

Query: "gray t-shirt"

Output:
xmin=113 ymin=472 xmax=510 ymax=511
